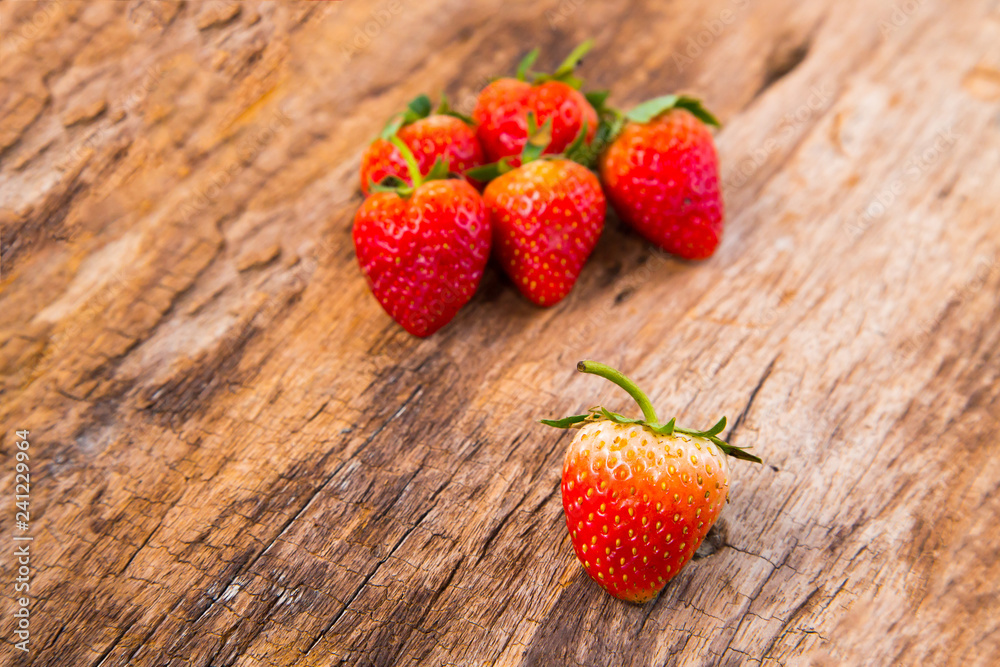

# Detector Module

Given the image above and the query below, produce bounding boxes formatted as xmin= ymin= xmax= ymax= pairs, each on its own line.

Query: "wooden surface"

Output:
xmin=3 ymin=1 xmax=1000 ymax=665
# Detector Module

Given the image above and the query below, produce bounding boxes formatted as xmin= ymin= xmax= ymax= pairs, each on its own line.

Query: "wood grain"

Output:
xmin=2 ymin=1 xmax=1000 ymax=665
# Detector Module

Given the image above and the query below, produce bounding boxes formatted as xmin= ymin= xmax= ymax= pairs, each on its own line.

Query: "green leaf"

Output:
xmin=563 ymin=120 xmax=593 ymax=166
xmin=526 ymin=110 xmax=539 ymax=136
xmin=649 ymin=418 xmax=676 ymax=436
xmin=704 ymin=416 xmax=727 ymax=437
xmin=369 ymin=182 xmax=406 ymax=194
xmin=715 ymin=442 xmax=762 ymax=464
xmin=405 ymin=94 xmax=433 ymax=121
xmin=369 ymin=176 xmax=414 ymax=198
xmin=521 ymin=114 xmax=553 ymax=164
xmin=625 ymin=95 xmax=720 ymax=127
xmin=372 ymin=174 xmax=407 ymax=189
xmin=379 ymin=94 xmax=435 ymax=140
xmin=675 ymin=416 xmax=728 ymax=440
xmin=424 ymin=157 xmax=450 ymax=182
xmin=551 ymin=39 xmax=594 ymax=84
xmin=585 ymin=89 xmax=609 ymax=111
xmin=390 ymin=135 xmax=425 ymax=187
xmin=380 ymin=114 xmax=406 ymax=140
xmin=517 ymin=48 xmax=540 ymax=81
xmin=592 ymin=105 xmax=626 ymax=152
xmin=464 ymin=158 xmax=514 ymax=183
xmin=440 ymin=108 xmax=475 ymax=126
xmin=625 ymin=95 xmax=680 ymax=123
xmin=540 ymin=414 xmax=590 ymax=428
xmin=436 ymin=94 xmax=476 ymax=126
xmin=599 ymin=408 xmax=643 ymax=425
xmin=527 ymin=40 xmax=593 ymax=89
xmin=674 ymin=96 xmax=721 ymax=127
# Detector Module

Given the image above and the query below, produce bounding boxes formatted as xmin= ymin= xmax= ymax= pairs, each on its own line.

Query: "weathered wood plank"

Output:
xmin=2 ymin=0 xmax=1000 ymax=665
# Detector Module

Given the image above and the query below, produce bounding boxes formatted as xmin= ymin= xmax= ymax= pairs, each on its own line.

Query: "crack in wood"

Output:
xmin=303 ymin=502 xmax=437 ymax=656
xmin=725 ymin=355 xmax=778 ymax=446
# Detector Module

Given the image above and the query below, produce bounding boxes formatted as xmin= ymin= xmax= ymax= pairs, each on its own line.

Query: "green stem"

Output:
xmin=390 ymin=136 xmax=423 ymax=188
xmin=553 ymin=39 xmax=594 ymax=78
xmin=576 ymin=361 xmax=658 ymax=424
xmin=516 ymin=47 xmax=539 ymax=81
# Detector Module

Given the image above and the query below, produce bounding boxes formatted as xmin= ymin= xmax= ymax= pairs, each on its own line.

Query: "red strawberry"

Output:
xmin=543 ymin=361 xmax=761 ymax=603
xmin=599 ymin=96 xmax=724 ymax=260
xmin=481 ymin=156 xmax=605 ymax=307
xmin=360 ymin=94 xmax=485 ymax=195
xmin=474 ymin=43 xmax=599 ymax=167
xmin=353 ymin=139 xmax=490 ymax=337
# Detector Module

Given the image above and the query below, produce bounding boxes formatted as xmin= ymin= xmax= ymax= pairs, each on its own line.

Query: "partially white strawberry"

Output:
xmin=543 ymin=361 xmax=762 ymax=602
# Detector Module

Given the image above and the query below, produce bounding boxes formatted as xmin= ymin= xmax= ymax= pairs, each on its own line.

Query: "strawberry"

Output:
xmin=360 ymin=94 xmax=485 ymax=195
xmin=473 ymin=42 xmax=599 ymax=167
xmin=473 ymin=122 xmax=605 ymax=306
xmin=598 ymin=96 xmax=724 ymax=260
xmin=353 ymin=138 xmax=490 ymax=337
xmin=543 ymin=361 xmax=761 ymax=603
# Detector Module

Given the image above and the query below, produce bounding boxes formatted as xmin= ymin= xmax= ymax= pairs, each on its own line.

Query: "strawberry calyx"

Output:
xmin=464 ymin=112 xmax=554 ymax=182
xmin=462 ymin=158 xmax=514 ymax=184
xmin=379 ymin=93 xmax=474 ymax=141
xmin=561 ymin=118 xmax=593 ymax=167
xmin=591 ymin=95 xmax=721 ymax=161
xmin=515 ymin=48 xmax=539 ymax=82
xmin=369 ymin=136 xmax=451 ymax=198
xmin=516 ymin=40 xmax=594 ymax=89
xmin=379 ymin=94 xmax=432 ymax=140
xmin=432 ymin=94 xmax=476 ymax=126
xmin=625 ymin=95 xmax=720 ymax=127
xmin=539 ymin=90 xmax=607 ymax=169
xmin=465 ymin=112 xmax=596 ymax=181
xmin=541 ymin=360 xmax=763 ymax=464
xmin=521 ymin=111 xmax=554 ymax=163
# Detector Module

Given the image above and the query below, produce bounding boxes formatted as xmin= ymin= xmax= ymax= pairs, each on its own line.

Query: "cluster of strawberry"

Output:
xmin=352 ymin=41 xmax=724 ymax=337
